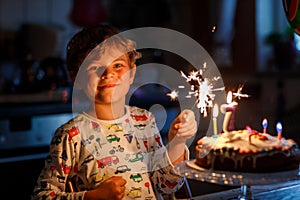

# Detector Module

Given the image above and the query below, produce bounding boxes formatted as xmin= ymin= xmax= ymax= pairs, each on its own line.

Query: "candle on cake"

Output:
xmin=221 ymin=91 xmax=238 ymax=133
xmin=276 ymin=122 xmax=283 ymax=145
xmin=246 ymin=125 xmax=253 ymax=144
xmin=213 ymin=104 xmax=219 ymax=135
xmin=262 ymin=118 xmax=268 ymax=134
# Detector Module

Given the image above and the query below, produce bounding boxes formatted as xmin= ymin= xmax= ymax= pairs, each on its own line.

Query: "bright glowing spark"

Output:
xmin=212 ymin=25 xmax=216 ymax=33
xmin=167 ymin=90 xmax=179 ymax=101
xmin=180 ymin=62 xmax=224 ymax=117
xmin=232 ymin=83 xmax=251 ymax=99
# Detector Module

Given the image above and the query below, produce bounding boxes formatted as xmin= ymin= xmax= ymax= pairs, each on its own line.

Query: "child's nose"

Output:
xmin=96 ymin=67 xmax=106 ymax=77
xmin=98 ymin=67 xmax=114 ymax=79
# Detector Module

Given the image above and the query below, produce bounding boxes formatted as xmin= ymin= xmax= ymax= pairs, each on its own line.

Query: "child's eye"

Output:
xmin=87 ymin=66 xmax=102 ymax=71
xmin=114 ymin=63 xmax=124 ymax=68
xmin=90 ymin=66 xmax=98 ymax=71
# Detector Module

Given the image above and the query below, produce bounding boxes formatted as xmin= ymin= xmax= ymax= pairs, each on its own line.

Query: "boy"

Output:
xmin=32 ymin=24 xmax=197 ymax=200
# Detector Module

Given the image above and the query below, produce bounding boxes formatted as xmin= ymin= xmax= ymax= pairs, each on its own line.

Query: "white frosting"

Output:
xmin=202 ymin=129 xmax=292 ymax=152
xmin=198 ymin=129 xmax=297 ymax=170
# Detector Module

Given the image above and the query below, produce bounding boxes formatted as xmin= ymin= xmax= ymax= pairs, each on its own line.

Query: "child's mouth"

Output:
xmin=98 ymin=84 xmax=118 ymax=89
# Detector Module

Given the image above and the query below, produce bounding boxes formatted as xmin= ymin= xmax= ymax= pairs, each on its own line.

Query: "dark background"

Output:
xmin=1 ymin=0 xmax=300 ymax=199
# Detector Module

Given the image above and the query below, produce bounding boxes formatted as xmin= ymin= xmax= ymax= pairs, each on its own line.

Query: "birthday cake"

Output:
xmin=195 ymin=128 xmax=300 ymax=172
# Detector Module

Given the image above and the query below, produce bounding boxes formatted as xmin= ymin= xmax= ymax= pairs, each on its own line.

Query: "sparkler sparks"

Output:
xmin=168 ymin=62 xmax=224 ymax=117
xmin=232 ymin=83 xmax=251 ymax=99
xmin=166 ymin=63 xmax=250 ymax=118
xmin=166 ymin=90 xmax=179 ymax=101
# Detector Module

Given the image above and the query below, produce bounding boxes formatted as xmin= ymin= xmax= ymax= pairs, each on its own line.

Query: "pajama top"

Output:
xmin=31 ymin=106 xmax=185 ymax=200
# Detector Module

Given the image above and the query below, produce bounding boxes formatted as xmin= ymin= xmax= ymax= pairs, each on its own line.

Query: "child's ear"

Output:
xmin=129 ymin=64 xmax=136 ymax=84
xmin=68 ymin=71 xmax=76 ymax=83
xmin=74 ymin=80 xmax=82 ymax=90
xmin=68 ymin=70 xmax=83 ymax=89
xmin=68 ymin=70 xmax=82 ymax=90
xmin=73 ymin=74 xmax=83 ymax=90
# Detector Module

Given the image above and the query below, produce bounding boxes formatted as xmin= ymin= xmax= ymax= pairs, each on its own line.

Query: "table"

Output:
xmin=190 ymin=180 xmax=300 ymax=200
xmin=175 ymin=160 xmax=300 ymax=200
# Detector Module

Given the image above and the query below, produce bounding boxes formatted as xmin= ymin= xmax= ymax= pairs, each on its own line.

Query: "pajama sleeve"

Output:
xmin=31 ymin=123 xmax=86 ymax=200
xmin=144 ymin=112 xmax=186 ymax=195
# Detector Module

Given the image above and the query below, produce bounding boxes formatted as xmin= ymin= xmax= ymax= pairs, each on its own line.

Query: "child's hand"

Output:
xmin=84 ymin=176 xmax=127 ymax=200
xmin=168 ymin=109 xmax=197 ymax=142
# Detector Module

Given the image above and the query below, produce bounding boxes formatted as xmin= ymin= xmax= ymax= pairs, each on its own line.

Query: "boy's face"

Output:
xmin=76 ymin=45 xmax=136 ymax=106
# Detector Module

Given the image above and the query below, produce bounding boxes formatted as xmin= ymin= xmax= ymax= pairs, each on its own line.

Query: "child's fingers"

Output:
xmin=175 ymin=112 xmax=196 ymax=129
xmin=182 ymin=111 xmax=188 ymax=123
xmin=181 ymin=110 xmax=195 ymax=123
xmin=173 ymin=110 xmax=196 ymax=131
xmin=177 ymin=121 xmax=197 ymax=134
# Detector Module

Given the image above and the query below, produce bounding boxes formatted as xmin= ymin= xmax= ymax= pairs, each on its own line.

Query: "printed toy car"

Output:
xmin=115 ymin=165 xmax=131 ymax=174
xmin=129 ymin=152 xmax=144 ymax=163
xmin=97 ymin=155 xmax=119 ymax=168
xmin=106 ymin=134 xmax=120 ymax=143
xmin=130 ymin=173 xmax=143 ymax=182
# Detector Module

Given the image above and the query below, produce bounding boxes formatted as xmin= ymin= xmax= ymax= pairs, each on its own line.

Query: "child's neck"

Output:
xmin=89 ymin=103 xmax=126 ymax=120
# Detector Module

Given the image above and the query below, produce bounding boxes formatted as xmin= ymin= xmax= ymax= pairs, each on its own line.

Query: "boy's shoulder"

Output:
xmin=52 ymin=114 xmax=89 ymax=142
xmin=56 ymin=114 xmax=87 ymax=132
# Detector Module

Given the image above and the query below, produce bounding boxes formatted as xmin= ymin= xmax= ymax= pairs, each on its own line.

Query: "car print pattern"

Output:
xmin=33 ymin=106 xmax=184 ymax=199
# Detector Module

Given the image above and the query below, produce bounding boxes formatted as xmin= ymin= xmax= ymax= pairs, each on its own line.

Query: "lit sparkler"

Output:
xmin=166 ymin=63 xmax=250 ymax=119
xmin=177 ymin=62 xmax=224 ymax=117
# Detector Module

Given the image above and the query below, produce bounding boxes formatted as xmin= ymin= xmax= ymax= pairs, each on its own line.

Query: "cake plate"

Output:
xmin=175 ymin=160 xmax=300 ymax=200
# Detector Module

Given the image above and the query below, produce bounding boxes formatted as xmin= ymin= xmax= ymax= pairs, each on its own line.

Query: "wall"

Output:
xmin=256 ymin=0 xmax=290 ymax=72
xmin=0 ymin=0 xmax=79 ymax=59
xmin=0 ymin=0 xmax=73 ymax=29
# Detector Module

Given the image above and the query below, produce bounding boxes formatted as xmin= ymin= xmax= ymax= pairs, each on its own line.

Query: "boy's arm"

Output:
xmin=148 ymin=110 xmax=196 ymax=195
xmin=167 ymin=110 xmax=197 ymax=165
xmin=31 ymin=125 xmax=85 ymax=200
